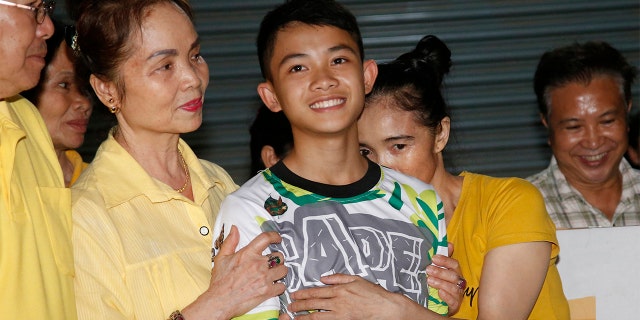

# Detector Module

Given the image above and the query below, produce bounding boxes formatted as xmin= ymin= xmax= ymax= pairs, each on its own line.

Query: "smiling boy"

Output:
xmin=212 ymin=0 xmax=448 ymax=318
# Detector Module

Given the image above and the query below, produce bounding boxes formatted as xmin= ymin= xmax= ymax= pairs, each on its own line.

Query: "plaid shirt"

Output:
xmin=527 ymin=157 xmax=640 ymax=229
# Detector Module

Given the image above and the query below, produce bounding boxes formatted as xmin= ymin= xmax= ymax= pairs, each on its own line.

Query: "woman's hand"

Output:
xmin=280 ymin=244 xmax=463 ymax=320
xmin=427 ymin=243 xmax=465 ymax=315
xmin=182 ymin=226 xmax=287 ymax=320
xmin=283 ymin=274 xmax=449 ymax=320
xmin=286 ymin=274 xmax=412 ymax=319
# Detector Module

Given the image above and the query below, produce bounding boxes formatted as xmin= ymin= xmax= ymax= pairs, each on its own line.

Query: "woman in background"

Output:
xmin=287 ymin=35 xmax=569 ymax=320
xmin=22 ymin=19 xmax=92 ymax=187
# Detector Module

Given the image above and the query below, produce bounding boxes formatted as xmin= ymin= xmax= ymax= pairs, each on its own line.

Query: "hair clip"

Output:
xmin=64 ymin=24 xmax=80 ymax=57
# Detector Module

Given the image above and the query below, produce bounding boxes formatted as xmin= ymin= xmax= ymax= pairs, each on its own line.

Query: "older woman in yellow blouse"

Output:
xmin=22 ymin=19 xmax=92 ymax=187
xmin=71 ymin=0 xmax=287 ymax=319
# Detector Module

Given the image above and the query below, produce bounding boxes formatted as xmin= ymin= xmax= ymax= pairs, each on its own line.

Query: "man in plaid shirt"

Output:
xmin=527 ymin=41 xmax=640 ymax=229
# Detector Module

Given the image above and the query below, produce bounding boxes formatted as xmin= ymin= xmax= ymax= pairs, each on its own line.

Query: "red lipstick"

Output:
xmin=181 ymin=97 xmax=203 ymax=112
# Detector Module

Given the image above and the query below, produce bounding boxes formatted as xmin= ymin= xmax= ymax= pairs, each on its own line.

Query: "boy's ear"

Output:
xmin=362 ymin=59 xmax=378 ymax=94
xmin=260 ymin=145 xmax=281 ymax=168
xmin=90 ymin=74 xmax=119 ymax=109
xmin=257 ymin=82 xmax=282 ymax=112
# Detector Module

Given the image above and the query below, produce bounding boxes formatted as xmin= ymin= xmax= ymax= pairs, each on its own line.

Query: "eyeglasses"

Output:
xmin=0 ymin=1 xmax=56 ymax=24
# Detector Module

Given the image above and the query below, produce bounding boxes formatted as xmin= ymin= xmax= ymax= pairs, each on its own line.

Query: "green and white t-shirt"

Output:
xmin=212 ymin=160 xmax=448 ymax=319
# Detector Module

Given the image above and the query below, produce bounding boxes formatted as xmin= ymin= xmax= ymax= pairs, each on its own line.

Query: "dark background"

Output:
xmin=56 ymin=0 xmax=640 ymax=184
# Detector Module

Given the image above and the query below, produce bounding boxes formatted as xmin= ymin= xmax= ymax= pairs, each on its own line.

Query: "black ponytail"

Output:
xmin=366 ymin=35 xmax=452 ymax=132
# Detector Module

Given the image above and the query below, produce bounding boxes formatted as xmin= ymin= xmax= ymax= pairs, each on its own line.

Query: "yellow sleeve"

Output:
xmin=73 ymin=193 xmax=134 ymax=320
xmin=485 ymin=178 xmax=558 ymax=254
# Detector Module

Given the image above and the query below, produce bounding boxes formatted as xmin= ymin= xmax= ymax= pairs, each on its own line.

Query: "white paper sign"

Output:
xmin=556 ymin=226 xmax=640 ymax=319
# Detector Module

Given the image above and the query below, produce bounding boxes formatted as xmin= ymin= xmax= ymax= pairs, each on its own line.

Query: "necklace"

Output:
xmin=175 ymin=149 xmax=190 ymax=193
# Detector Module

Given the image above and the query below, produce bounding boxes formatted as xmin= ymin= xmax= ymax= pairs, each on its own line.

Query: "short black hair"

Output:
xmin=256 ymin=0 xmax=364 ymax=81
xmin=533 ymin=41 xmax=637 ymax=117
xmin=249 ymin=105 xmax=293 ymax=174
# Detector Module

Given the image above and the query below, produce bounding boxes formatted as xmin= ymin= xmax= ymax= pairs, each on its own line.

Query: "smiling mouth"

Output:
xmin=181 ymin=98 xmax=203 ymax=111
xmin=309 ymin=98 xmax=345 ymax=109
xmin=581 ymin=153 xmax=606 ymax=162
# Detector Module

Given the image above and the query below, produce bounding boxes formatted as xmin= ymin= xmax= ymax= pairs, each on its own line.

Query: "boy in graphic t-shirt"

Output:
xmin=212 ymin=1 xmax=448 ymax=318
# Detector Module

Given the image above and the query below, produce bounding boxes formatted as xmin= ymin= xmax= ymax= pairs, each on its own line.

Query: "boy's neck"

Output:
xmin=283 ymin=130 xmax=369 ymax=186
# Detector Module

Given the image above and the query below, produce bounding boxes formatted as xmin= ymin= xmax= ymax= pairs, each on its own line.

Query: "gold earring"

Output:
xmin=110 ymin=106 xmax=119 ymax=114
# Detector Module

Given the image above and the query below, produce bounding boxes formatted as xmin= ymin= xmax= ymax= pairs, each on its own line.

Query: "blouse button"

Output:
xmin=199 ymin=226 xmax=209 ymax=236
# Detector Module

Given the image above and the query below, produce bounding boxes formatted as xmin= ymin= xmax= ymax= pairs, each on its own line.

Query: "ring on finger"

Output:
xmin=267 ymin=254 xmax=281 ymax=269
xmin=456 ymin=276 xmax=467 ymax=291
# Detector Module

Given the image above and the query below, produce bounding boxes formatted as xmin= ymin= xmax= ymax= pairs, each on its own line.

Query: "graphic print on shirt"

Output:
xmin=254 ymin=170 xmax=446 ymax=316
xmin=212 ymin=165 xmax=448 ymax=318
xmin=261 ymin=200 xmax=432 ymax=308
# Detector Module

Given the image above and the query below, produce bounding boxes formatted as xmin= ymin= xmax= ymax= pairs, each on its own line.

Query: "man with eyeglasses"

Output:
xmin=0 ymin=1 xmax=78 ymax=319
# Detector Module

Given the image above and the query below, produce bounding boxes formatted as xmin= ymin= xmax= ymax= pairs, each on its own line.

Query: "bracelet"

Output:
xmin=167 ymin=310 xmax=185 ymax=320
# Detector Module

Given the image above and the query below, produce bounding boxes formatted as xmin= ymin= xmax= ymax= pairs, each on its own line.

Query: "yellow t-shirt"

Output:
xmin=65 ymin=149 xmax=88 ymax=186
xmin=0 ymin=95 xmax=77 ymax=319
xmin=449 ymin=172 xmax=569 ymax=319
xmin=72 ymin=133 xmax=238 ymax=320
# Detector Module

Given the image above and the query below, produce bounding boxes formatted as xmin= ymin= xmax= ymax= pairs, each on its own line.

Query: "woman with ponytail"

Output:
xmin=286 ymin=35 xmax=570 ymax=320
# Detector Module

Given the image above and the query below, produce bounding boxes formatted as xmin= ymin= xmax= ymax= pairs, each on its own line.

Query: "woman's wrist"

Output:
xmin=180 ymin=289 xmax=232 ymax=320
xmin=392 ymin=293 xmax=445 ymax=320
